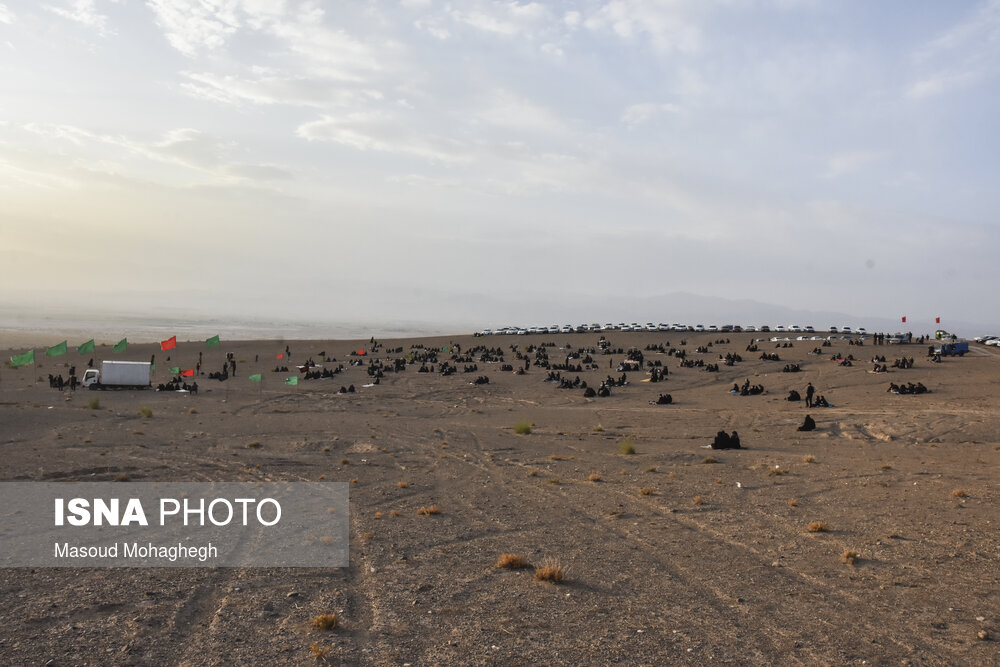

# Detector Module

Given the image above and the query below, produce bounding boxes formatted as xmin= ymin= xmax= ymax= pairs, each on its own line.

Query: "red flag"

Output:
xmin=277 ymin=353 xmax=284 ymax=359
xmin=160 ymin=336 xmax=177 ymax=351
xmin=935 ymin=317 xmax=941 ymax=324
xmin=901 ymin=316 xmax=906 ymax=323
xmin=181 ymin=369 xmax=194 ymax=377
xmin=356 ymin=349 xmax=366 ymax=355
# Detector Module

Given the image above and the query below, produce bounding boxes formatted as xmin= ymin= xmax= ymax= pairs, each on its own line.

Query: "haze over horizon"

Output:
xmin=2 ymin=1 xmax=998 ymax=331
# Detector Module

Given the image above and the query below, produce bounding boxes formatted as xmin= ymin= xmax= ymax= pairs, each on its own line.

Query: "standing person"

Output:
xmin=805 ymin=382 xmax=815 ymax=408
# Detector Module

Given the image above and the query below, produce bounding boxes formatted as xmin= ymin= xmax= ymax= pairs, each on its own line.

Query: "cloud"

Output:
xmin=823 ymin=150 xmax=884 ymax=179
xmin=295 ymin=112 xmax=470 ymax=164
xmin=907 ymin=0 xmax=1000 ymax=99
xmin=18 ymin=123 xmax=292 ymax=185
xmin=146 ymin=0 xmax=243 ymax=57
xmin=582 ymin=0 xmax=702 ymax=53
xmin=446 ymin=1 xmax=551 ymax=38
xmin=180 ymin=71 xmax=379 ymax=108
xmin=0 ymin=3 xmax=14 ymax=24
xmin=621 ymin=102 xmax=681 ymax=127
xmin=43 ymin=0 xmax=113 ymax=36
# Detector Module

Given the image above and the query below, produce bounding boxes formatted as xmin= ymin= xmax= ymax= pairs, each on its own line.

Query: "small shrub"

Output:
xmin=496 ymin=553 xmax=530 ymax=569
xmin=619 ymin=439 xmax=636 ymax=455
xmin=951 ymin=489 xmax=968 ymax=498
xmin=692 ymin=495 xmax=704 ymax=505
xmin=714 ymin=477 xmax=723 ymax=484
xmin=593 ymin=424 xmax=604 ymax=432
xmin=802 ymin=455 xmax=815 ymax=464
xmin=768 ymin=467 xmax=790 ymax=476
xmin=246 ymin=441 xmax=261 ymax=448
xmin=416 ymin=505 xmax=440 ymax=516
xmin=114 ymin=474 xmax=129 ymax=482
xmin=527 ymin=470 xmax=538 ymax=477
xmin=640 ymin=487 xmax=654 ymax=496
xmin=807 ymin=521 xmax=829 ymax=533
xmin=396 ymin=481 xmax=410 ymax=488
xmin=87 ymin=397 xmax=101 ymax=410
xmin=514 ymin=421 xmax=533 ymax=435
xmin=138 ymin=406 xmax=153 ymax=418
xmin=588 ymin=473 xmax=602 ymax=482
xmin=668 ymin=471 xmax=677 ymax=478
xmin=374 ymin=512 xmax=382 ymax=519
xmin=188 ymin=408 xmax=198 ymax=414
xmin=389 ymin=510 xmax=400 ymax=517
xmin=646 ymin=466 xmax=657 ymax=473
xmin=362 ymin=531 xmax=373 ymax=540
xmin=312 ymin=614 xmax=339 ymax=630
xmin=841 ymin=550 xmax=859 ymax=566
xmin=534 ymin=559 xmax=565 ymax=583
xmin=310 ymin=643 xmax=331 ymax=659
xmin=788 ymin=499 xmax=799 ymax=507
xmin=340 ymin=458 xmax=349 ymax=465
xmin=703 ymin=457 xmax=717 ymax=464
xmin=547 ymin=478 xmax=561 ymax=485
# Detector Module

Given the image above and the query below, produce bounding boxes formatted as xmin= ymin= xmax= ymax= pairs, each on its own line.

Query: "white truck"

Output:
xmin=82 ymin=361 xmax=152 ymax=390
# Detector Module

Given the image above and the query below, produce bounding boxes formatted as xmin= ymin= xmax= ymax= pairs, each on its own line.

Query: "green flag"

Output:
xmin=285 ymin=376 xmax=298 ymax=386
xmin=10 ymin=349 xmax=34 ymax=367
xmin=249 ymin=373 xmax=262 ymax=382
xmin=46 ymin=341 xmax=67 ymax=357
xmin=113 ymin=338 xmax=127 ymax=353
xmin=77 ymin=339 xmax=95 ymax=354
xmin=170 ymin=366 xmax=180 ymax=374
xmin=206 ymin=335 xmax=221 ymax=347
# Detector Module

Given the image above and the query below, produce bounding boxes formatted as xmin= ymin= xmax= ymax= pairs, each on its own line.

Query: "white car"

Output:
xmin=842 ymin=326 xmax=853 ymax=333
xmin=788 ymin=325 xmax=802 ymax=332
xmin=657 ymin=323 xmax=671 ymax=331
xmin=745 ymin=325 xmax=757 ymax=332
xmin=986 ymin=338 xmax=1000 ymax=346
xmin=694 ymin=324 xmax=705 ymax=332
xmin=805 ymin=326 xmax=815 ymax=333
xmin=775 ymin=325 xmax=787 ymax=332
xmin=707 ymin=325 xmax=719 ymax=332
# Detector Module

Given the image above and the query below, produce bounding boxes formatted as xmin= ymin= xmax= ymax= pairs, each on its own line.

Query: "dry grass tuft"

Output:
xmin=807 ymin=521 xmax=829 ymax=533
xmin=768 ymin=466 xmax=790 ymax=476
xmin=113 ymin=474 xmax=129 ymax=482
xmin=527 ymin=469 xmax=538 ymax=477
xmin=619 ymin=438 xmax=636 ymax=455
xmin=703 ymin=457 xmax=718 ymax=464
xmin=310 ymin=643 xmax=331 ymax=660
xmin=593 ymin=424 xmax=604 ymax=432
xmin=340 ymin=458 xmax=349 ymax=465
xmin=714 ymin=477 xmax=723 ymax=484
xmin=951 ymin=489 xmax=968 ymax=498
xmin=788 ymin=499 xmax=799 ymax=507
xmin=362 ymin=531 xmax=374 ymax=540
xmin=645 ymin=466 xmax=657 ymax=473
xmin=87 ymin=397 xmax=101 ymax=410
xmin=514 ymin=421 xmax=533 ymax=435
xmin=188 ymin=408 xmax=198 ymax=414
xmin=246 ymin=441 xmax=261 ymax=448
xmin=496 ymin=553 xmax=531 ymax=569
xmin=138 ymin=406 xmax=153 ymax=418
xmin=668 ymin=471 xmax=677 ymax=478
xmin=547 ymin=478 xmax=561 ymax=485
xmin=312 ymin=614 xmax=339 ymax=630
xmin=389 ymin=510 xmax=400 ymax=517
xmin=396 ymin=481 xmax=410 ymax=488
xmin=639 ymin=487 xmax=654 ymax=496
xmin=802 ymin=455 xmax=816 ymax=464
xmin=416 ymin=505 xmax=441 ymax=516
xmin=533 ymin=559 xmax=565 ymax=583
xmin=880 ymin=464 xmax=893 ymax=470
xmin=841 ymin=550 xmax=859 ymax=566
xmin=692 ymin=495 xmax=704 ymax=505
xmin=588 ymin=473 xmax=602 ymax=482
xmin=373 ymin=512 xmax=382 ymax=519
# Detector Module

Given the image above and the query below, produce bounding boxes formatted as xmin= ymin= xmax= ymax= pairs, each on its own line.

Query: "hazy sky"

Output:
xmin=1 ymin=1 xmax=998 ymax=330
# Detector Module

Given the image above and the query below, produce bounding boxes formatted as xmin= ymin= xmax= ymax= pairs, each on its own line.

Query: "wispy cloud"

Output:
xmin=621 ymin=102 xmax=681 ymax=127
xmin=823 ymin=150 xmax=884 ymax=179
xmin=907 ymin=0 xmax=1000 ymax=99
xmin=0 ymin=3 xmax=14 ymax=25
xmin=43 ymin=0 xmax=113 ymax=36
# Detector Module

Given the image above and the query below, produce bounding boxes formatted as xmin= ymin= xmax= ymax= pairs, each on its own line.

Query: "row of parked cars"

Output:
xmin=477 ymin=323 xmax=869 ymax=336
xmin=973 ymin=335 xmax=1000 ymax=346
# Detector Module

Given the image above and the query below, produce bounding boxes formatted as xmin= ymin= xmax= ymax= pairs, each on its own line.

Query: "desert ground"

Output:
xmin=0 ymin=330 xmax=997 ymax=665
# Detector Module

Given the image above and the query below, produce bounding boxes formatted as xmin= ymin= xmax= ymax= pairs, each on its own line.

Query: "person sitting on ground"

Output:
xmin=797 ymin=414 xmax=816 ymax=431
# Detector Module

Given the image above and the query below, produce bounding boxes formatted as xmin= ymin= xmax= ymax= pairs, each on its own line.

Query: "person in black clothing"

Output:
xmin=798 ymin=414 xmax=816 ymax=431
xmin=805 ymin=382 xmax=815 ymax=408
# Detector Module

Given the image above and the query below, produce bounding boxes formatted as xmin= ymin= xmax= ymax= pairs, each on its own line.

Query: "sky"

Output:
xmin=1 ymin=0 xmax=998 ymax=333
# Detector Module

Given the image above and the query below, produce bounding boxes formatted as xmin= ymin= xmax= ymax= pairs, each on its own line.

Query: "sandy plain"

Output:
xmin=0 ymin=330 xmax=997 ymax=665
